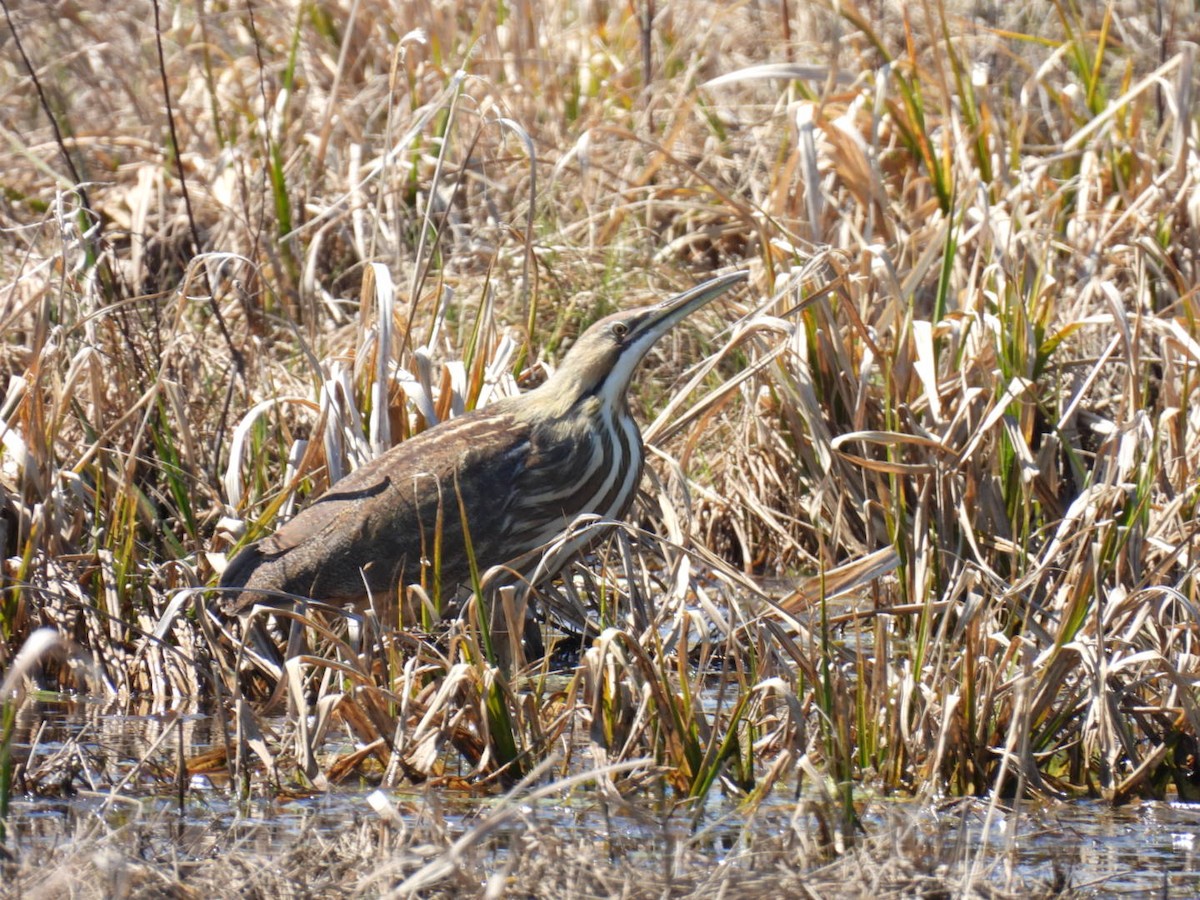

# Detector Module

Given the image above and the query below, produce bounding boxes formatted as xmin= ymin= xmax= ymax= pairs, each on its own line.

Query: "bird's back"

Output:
xmin=219 ymin=396 xmax=644 ymax=612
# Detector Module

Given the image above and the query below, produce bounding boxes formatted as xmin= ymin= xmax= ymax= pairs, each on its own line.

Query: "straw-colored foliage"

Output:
xmin=4 ymin=0 xmax=1200 ymax=887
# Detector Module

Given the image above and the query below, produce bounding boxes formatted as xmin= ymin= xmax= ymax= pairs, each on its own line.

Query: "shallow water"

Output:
xmin=5 ymin=698 xmax=1200 ymax=896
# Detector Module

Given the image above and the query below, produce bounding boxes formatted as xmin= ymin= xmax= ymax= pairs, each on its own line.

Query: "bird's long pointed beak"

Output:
xmin=640 ymin=270 xmax=749 ymax=338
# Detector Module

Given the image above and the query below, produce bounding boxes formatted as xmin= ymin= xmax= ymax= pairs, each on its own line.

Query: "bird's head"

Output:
xmin=532 ymin=270 xmax=748 ymax=417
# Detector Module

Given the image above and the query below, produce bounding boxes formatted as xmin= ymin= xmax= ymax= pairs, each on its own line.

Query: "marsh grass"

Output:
xmin=4 ymin=0 xmax=1200 ymax=893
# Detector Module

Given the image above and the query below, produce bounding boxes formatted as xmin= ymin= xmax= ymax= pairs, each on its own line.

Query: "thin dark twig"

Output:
xmin=2 ymin=0 xmax=92 ymax=213
xmin=151 ymin=0 xmax=205 ymax=266
xmin=152 ymin=0 xmax=244 ymax=479
xmin=2 ymin=0 xmax=84 ymax=191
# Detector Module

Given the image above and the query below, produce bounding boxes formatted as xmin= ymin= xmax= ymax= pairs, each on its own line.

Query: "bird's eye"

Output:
xmin=612 ymin=321 xmax=629 ymax=338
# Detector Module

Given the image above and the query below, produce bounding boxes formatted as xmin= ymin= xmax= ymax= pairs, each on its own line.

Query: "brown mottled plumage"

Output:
xmin=219 ymin=271 xmax=747 ymax=615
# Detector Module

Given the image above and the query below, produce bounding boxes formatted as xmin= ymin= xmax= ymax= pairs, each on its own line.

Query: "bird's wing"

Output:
xmin=222 ymin=408 xmax=536 ymax=603
xmin=263 ymin=409 xmax=532 ymax=555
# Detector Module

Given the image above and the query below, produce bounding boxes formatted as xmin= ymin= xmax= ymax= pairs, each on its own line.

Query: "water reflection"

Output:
xmin=5 ymin=699 xmax=1200 ymax=895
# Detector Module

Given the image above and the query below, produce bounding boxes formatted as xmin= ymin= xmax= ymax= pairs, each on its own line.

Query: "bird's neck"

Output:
xmin=520 ymin=368 xmax=632 ymax=422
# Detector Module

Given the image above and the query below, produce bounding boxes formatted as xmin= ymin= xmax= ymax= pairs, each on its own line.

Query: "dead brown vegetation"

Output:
xmin=4 ymin=0 xmax=1200 ymax=894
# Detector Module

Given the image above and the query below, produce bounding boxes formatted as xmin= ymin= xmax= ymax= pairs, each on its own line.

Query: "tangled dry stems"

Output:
xmin=3 ymin=0 xmax=1200 ymax=893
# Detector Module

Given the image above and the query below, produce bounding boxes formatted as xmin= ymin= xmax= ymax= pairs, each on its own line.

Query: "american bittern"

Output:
xmin=219 ymin=270 xmax=747 ymax=616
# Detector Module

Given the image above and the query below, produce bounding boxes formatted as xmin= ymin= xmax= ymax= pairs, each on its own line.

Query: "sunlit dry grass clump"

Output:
xmin=3 ymin=0 xmax=1200 ymax=893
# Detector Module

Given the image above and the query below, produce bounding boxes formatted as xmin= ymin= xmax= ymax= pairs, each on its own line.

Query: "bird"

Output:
xmin=218 ymin=270 xmax=748 ymax=620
